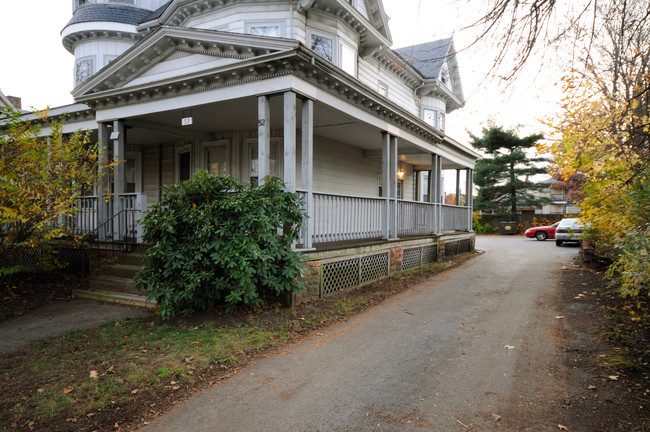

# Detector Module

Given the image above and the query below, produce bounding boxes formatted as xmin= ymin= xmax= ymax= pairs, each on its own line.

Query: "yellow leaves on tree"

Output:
xmin=0 ymin=107 xmax=106 ymax=270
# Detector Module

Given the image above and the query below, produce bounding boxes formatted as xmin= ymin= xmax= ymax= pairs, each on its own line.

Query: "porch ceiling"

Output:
xmin=116 ymin=95 xmax=462 ymax=168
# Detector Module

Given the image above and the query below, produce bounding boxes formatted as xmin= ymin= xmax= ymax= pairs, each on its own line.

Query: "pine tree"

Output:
xmin=471 ymin=126 xmax=549 ymax=220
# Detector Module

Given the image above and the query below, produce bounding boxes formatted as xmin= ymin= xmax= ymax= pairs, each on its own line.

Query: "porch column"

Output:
xmin=433 ymin=154 xmax=443 ymax=234
xmin=389 ymin=135 xmax=399 ymax=239
xmin=257 ymin=95 xmax=271 ymax=184
xmin=466 ymin=168 xmax=474 ymax=231
xmin=283 ymin=91 xmax=297 ymax=193
xmin=428 ymin=155 xmax=436 ymax=235
xmin=301 ymin=98 xmax=314 ymax=249
xmin=97 ymin=122 xmax=110 ymax=241
xmin=112 ymin=120 xmax=126 ymax=240
xmin=455 ymin=168 xmax=461 ymax=206
xmin=381 ymin=132 xmax=390 ymax=239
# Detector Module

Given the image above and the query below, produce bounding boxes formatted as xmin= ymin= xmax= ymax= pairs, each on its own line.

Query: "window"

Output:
xmin=378 ymin=81 xmax=389 ymax=97
xmin=340 ymin=42 xmax=356 ymax=76
xmin=397 ymin=179 xmax=404 ymax=200
xmin=423 ymin=108 xmax=445 ymax=131
xmin=75 ymin=57 xmax=94 ymax=86
xmin=178 ymin=151 xmax=191 ymax=182
xmin=247 ymin=23 xmax=282 ymax=37
xmin=248 ymin=141 xmax=280 ymax=186
xmin=311 ymin=34 xmax=333 ymax=61
xmin=201 ymin=141 xmax=230 ymax=177
xmin=175 ymin=144 xmax=192 ymax=183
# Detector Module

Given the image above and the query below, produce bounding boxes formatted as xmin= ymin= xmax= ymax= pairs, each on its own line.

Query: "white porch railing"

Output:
xmin=309 ymin=191 xmax=386 ymax=243
xmin=296 ymin=190 xmax=471 ymax=246
xmin=64 ymin=193 xmax=147 ymax=242
xmin=398 ymin=200 xmax=436 ymax=236
xmin=441 ymin=204 xmax=471 ymax=232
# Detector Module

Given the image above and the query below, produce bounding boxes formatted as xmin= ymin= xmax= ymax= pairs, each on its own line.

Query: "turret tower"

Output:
xmin=61 ymin=0 xmax=170 ymax=88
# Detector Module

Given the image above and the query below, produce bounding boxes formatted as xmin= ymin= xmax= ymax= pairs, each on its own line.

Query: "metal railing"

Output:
xmin=85 ymin=208 xmax=142 ymax=277
xmin=62 ymin=193 xmax=146 ymax=243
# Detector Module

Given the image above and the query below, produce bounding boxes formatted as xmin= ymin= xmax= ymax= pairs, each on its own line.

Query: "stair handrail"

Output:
xmin=83 ymin=207 xmax=143 ymax=278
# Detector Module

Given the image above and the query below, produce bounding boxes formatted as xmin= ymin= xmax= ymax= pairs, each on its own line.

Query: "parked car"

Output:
xmin=555 ymin=218 xmax=586 ymax=246
xmin=525 ymin=222 xmax=559 ymax=241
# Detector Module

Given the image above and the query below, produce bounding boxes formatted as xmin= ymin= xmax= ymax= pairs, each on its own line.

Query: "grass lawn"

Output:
xmin=0 ymin=254 xmax=476 ymax=432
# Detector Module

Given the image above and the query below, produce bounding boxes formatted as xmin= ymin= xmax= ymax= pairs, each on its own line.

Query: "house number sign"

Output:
xmin=181 ymin=117 xmax=193 ymax=126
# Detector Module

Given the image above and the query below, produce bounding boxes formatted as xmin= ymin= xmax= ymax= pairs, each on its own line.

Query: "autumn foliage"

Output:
xmin=0 ymin=107 xmax=102 ymax=274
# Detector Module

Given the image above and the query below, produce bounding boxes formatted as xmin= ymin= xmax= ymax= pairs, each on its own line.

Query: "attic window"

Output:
xmin=246 ymin=22 xmax=282 ymax=38
xmin=440 ymin=65 xmax=450 ymax=87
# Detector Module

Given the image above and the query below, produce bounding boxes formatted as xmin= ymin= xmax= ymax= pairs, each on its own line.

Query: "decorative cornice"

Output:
xmin=62 ymin=27 xmax=142 ymax=53
xmin=73 ymin=46 xmax=476 ymax=155
xmin=372 ymin=49 xmax=421 ymax=88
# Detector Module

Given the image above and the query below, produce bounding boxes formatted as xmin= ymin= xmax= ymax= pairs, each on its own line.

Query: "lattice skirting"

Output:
xmin=445 ymin=239 xmax=471 ymax=259
xmin=402 ymin=245 xmax=438 ymax=271
xmin=321 ymin=252 xmax=389 ymax=297
xmin=0 ymin=246 xmax=88 ymax=273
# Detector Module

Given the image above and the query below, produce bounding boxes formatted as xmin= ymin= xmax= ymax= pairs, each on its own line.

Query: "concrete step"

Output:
xmin=105 ymin=263 xmax=144 ymax=279
xmin=89 ymin=275 xmax=139 ymax=293
xmin=117 ymin=252 xmax=146 ymax=266
xmin=74 ymin=288 xmax=156 ymax=309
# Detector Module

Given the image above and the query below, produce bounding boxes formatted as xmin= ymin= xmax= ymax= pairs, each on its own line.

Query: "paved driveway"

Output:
xmin=142 ymin=236 xmax=578 ymax=431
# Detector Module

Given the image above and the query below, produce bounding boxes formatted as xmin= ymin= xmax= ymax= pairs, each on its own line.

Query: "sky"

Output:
xmin=0 ymin=0 xmax=563 ymax=145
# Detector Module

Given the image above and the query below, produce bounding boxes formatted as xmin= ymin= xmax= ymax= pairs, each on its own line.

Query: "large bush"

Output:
xmin=135 ymin=173 xmax=306 ymax=318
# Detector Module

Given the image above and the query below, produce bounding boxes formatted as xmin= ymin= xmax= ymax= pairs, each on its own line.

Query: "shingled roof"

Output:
xmin=65 ymin=4 xmax=153 ymax=27
xmin=393 ymin=38 xmax=453 ymax=80
xmin=140 ymin=0 xmax=173 ymax=23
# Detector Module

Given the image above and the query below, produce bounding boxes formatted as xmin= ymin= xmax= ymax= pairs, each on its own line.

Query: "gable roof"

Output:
xmin=72 ymin=26 xmax=300 ymax=98
xmin=393 ymin=38 xmax=453 ymax=79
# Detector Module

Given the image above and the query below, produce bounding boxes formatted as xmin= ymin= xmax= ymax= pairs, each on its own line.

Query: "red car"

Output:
xmin=525 ymin=222 xmax=559 ymax=241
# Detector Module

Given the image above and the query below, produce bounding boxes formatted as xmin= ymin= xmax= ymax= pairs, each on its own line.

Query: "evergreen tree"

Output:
xmin=470 ymin=126 xmax=549 ymax=220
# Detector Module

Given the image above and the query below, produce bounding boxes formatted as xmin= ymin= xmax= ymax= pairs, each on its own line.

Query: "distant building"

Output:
xmin=535 ymin=178 xmax=580 ymax=215
xmin=0 ymin=89 xmax=22 ymax=114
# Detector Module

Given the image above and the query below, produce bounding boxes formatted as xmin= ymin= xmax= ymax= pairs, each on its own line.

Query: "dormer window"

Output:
xmin=440 ymin=65 xmax=451 ymax=88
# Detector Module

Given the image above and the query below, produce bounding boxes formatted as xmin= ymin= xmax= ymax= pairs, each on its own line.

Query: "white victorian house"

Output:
xmin=9 ymin=0 xmax=479 ymax=299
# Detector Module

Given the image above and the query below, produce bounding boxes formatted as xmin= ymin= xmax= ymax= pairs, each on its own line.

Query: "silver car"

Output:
xmin=555 ymin=218 xmax=586 ymax=246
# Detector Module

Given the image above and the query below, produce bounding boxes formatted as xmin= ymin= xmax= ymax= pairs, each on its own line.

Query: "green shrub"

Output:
xmin=135 ymin=172 xmax=306 ymax=318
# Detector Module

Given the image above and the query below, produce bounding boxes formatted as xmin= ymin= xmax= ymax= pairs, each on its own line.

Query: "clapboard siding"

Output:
xmin=137 ymin=131 xmax=419 ymax=206
xmin=357 ymin=58 xmax=419 ymax=116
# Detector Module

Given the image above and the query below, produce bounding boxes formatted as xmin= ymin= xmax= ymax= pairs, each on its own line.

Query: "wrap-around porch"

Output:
xmin=69 ymin=78 xmax=475 ymax=249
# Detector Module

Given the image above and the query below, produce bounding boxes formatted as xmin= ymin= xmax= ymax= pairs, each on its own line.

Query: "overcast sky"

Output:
xmin=0 ymin=0 xmax=562 ymax=144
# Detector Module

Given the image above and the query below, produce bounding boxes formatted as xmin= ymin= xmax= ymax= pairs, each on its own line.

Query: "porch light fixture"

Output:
xmin=397 ymin=169 xmax=405 ymax=179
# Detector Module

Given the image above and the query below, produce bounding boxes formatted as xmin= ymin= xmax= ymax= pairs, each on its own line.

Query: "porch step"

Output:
xmin=88 ymin=275 xmax=138 ymax=292
xmin=74 ymin=288 xmax=155 ymax=309
xmin=105 ymin=263 xmax=144 ymax=279
xmin=117 ymin=252 xmax=146 ymax=266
